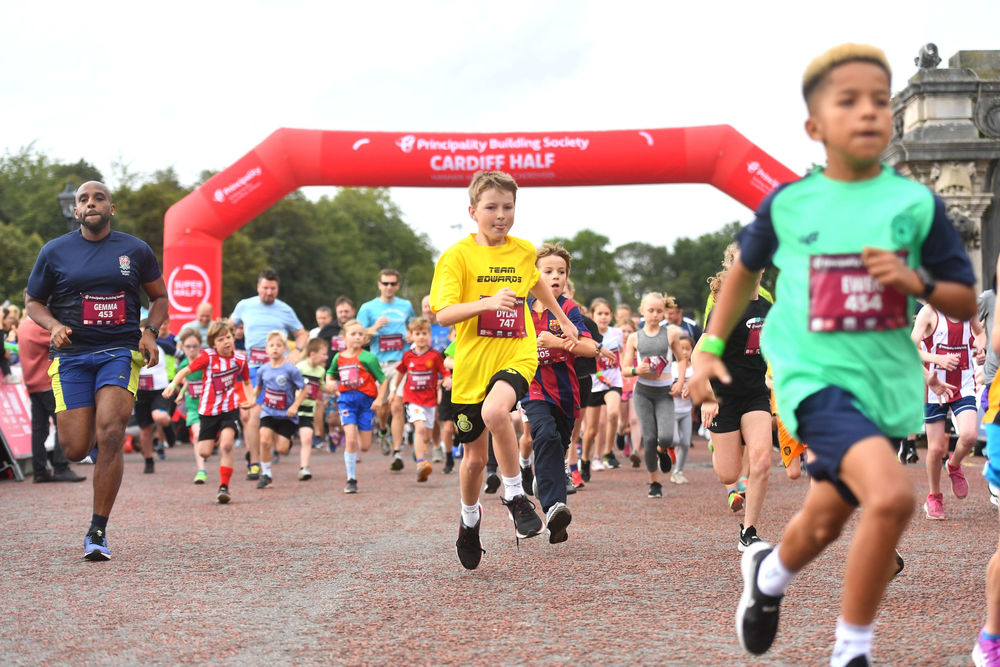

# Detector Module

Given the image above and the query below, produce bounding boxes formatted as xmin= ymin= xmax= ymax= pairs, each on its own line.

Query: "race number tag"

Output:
xmin=537 ymin=346 xmax=567 ymax=366
xmin=379 ymin=334 xmax=404 ymax=352
xmin=212 ymin=367 xmax=239 ymax=393
xmin=745 ymin=317 xmax=764 ymax=356
xmin=645 ymin=355 xmax=668 ymax=376
xmin=477 ymin=296 xmax=527 ymax=338
xmin=330 ymin=336 xmax=346 ymax=353
xmin=263 ymin=387 xmax=287 ymax=410
xmin=187 ymin=380 xmax=203 ymax=398
xmin=81 ymin=292 xmax=126 ymax=326
xmin=937 ymin=343 xmax=970 ymax=371
xmin=338 ymin=364 xmax=361 ymax=389
xmin=407 ymin=369 xmax=434 ymax=391
xmin=809 ymin=253 xmax=907 ymax=332
xmin=138 ymin=375 xmax=154 ymax=391
xmin=598 ymin=348 xmax=620 ymax=371
xmin=306 ymin=378 xmax=321 ymax=400
xmin=249 ymin=346 xmax=269 ymax=364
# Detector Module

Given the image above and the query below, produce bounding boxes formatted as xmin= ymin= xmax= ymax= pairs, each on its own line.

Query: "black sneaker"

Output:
xmin=896 ymin=439 xmax=907 ymax=464
xmin=442 ymin=461 xmax=454 ymax=474
xmin=843 ymin=656 xmax=870 ymax=666
xmin=484 ymin=472 xmax=501 ymax=494
xmin=906 ymin=443 xmax=919 ymax=464
xmin=52 ymin=467 xmax=86 ymax=482
xmin=736 ymin=541 xmax=782 ymax=655
xmin=545 ymin=502 xmax=572 ymax=544
xmin=739 ymin=524 xmax=762 ymax=552
xmin=501 ymin=494 xmax=543 ymax=539
xmin=256 ymin=474 xmax=273 ymax=489
xmin=616 ymin=432 xmax=626 ymax=451
xmin=84 ymin=527 xmax=111 ymax=561
xmin=565 ymin=473 xmax=577 ymax=495
xmin=890 ymin=549 xmax=904 ymax=581
xmin=143 ymin=458 xmax=155 ymax=474
xmin=456 ymin=513 xmax=486 ymax=570
xmin=521 ymin=465 xmax=534 ymax=496
xmin=344 ymin=478 xmax=358 ymax=494
xmin=390 ymin=456 xmax=404 ymax=472
xmin=603 ymin=452 xmax=621 ymax=469
xmin=657 ymin=448 xmax=672 ymax=473
xmin=216 ymin=484 xmax=231 ymax=504
xmin=648 ymin=481 xmax=663 ymax=498
xmin=580 ymin=460 xmax=591 ymax=483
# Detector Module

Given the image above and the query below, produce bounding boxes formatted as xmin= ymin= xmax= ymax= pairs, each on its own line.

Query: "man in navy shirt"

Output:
xmin=25 ymin=181 xmax=168 ymax=562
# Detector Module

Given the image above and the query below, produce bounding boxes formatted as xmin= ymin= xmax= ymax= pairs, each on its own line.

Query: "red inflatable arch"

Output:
xmin=163 ymin=126 xmax=798 ymax=331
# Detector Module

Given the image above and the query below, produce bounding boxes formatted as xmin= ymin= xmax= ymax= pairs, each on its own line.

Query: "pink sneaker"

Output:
xmin=947 ymin=463 xmax=969 ymax=499
xmin=973 ymin=630 xmax=1000 ymax=667
xmin=924 ymin=493 xmax=945 ymax=520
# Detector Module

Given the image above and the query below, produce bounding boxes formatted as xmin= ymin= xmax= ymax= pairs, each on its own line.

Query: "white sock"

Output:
xmin=502 ymin=474 xmax=524 ymax=500
xmin=518 ymin=455 xmax=532 ymax=469
xmin=830 ymin=618 xmax=873 ymax=667
xmin=461 ymin=502 xmax=481 ymax=528
xmin=261 ymin=461 xmax=272 ymax=476
xmin=756 ymin=546 xmax=795 ymax=597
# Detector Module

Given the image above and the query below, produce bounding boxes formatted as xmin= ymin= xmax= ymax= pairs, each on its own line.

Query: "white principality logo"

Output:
xmin=396 ymin=135 xmax=416 ymax=153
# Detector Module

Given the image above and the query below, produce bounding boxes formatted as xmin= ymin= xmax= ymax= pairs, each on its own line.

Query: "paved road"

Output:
xmin=2 ymin=438 xmax=993 ymax=665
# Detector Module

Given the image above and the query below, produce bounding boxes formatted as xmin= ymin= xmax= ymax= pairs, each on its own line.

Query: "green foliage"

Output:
xmin=0 ymin=222 xmax=44 ymax=305
xmin=544 ymin=229 xmax=621 ymax=308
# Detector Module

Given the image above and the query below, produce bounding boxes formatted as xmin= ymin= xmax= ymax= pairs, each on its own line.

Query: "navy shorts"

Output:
xmin=924 ymin=395 xmax=977 ymax=422
xmin=795 ymin=386 xmax=885 ymax=506
xmin=260 ymin=416 xmax=297 ymax=440
xmin=50 ymin=348 xmax=143 ymax=412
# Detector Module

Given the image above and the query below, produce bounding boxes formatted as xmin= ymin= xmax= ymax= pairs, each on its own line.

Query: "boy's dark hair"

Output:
xmin=258 ymin=268 xmax=280 ymax=284
xmin=305 ymin=338 xmax=327 ymax=356
xmin=802 ymin=43 xmax=891 ymax=109
xmin=335 ymin=295 xmax=354 ymax=308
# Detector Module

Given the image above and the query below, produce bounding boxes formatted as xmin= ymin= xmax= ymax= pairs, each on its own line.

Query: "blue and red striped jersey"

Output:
xmin=527 ymin=295 xmax=592 ymax=418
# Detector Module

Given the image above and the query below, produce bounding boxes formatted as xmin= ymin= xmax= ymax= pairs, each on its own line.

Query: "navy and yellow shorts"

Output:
xmin=49 ymin=348 xmax=143 ymax=413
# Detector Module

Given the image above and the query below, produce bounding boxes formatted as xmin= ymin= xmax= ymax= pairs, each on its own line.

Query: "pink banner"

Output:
xmin=0 ymin=377 xmax=33 ymax=458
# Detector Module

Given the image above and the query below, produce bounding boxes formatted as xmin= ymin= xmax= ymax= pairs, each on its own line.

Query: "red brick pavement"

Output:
xmin=1 ymin=439 xmax=994 ymax=665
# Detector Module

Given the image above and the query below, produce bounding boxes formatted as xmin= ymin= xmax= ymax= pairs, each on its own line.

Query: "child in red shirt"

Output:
xmin=396 ymin=317 xmax=450 ymax=482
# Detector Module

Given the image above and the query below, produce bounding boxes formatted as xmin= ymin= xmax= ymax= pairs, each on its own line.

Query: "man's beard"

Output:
xmin=78 ymin=212 xmax=111 ymax=233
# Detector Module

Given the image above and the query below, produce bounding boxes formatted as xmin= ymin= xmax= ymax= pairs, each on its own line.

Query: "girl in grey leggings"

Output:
xmin=620 ymin=292 xmax=688 ymax=498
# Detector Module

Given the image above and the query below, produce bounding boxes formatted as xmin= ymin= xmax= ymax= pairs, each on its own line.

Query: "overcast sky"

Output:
xmin=3 ymin=0 xmax=997 ymax=255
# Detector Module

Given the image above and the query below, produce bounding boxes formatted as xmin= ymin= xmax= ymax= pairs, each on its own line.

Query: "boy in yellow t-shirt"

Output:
xmin=430 ymin=170 xmax=579 ymax=570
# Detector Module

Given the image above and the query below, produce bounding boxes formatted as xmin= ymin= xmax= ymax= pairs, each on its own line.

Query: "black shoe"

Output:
xmin=630 ymin=452 xmax=641 ymax=467
xmin=484 ymin=472 xmax=501 ymax=494
xmin=648 ymin=481 xmax=663 ymax=498
xmin=906 ymin=443 xmax=919 ymax=464
xmin=603 ymin=452 xmax=621 ymax=469
xmin=456 ymin=514 xmax=486 ymax=570
xmin=616 ymin=433 xmax=626 ymax=451
xmin=580 ymin=460 xmax=591 ymax=483
xmin=52 ymin=467 xmax=86 ymax=482
xmin=890 ymin=549 xmax=904 ymax=580
xmin=657 ymin=448 xmax=672 ymax=473
xmin=843 ymin=656 xmax=870 ymax=666
xmin=143 ymin=458 xmax=155 ymax=474
xmin=739 ymin=524 xmax=761 ymax=552
xmin=390 ymin=456 xmax=404 ymax=472
xmin=216 ymin=484 xmax=231 ymax=504
xmin=256 ymin=474 xmax=272 ymax=489
xmin=442 ymin=462 xmax=454 ymax=474
xmin=565 ymin=473 xmax=577 ymax=495
xmin=33 ymin=470 xmax=55 ymax=483
xmin=545 ymin=502 xmax=572 ymax=544
xmin=736 ymin=542 xmax=782 ymax=656
xmin=521 ymin=465 xmax=534 ymax=496
xmin=501 ymin=494 xmax=543 ymax=539
xmin=344 ymin=478 xmax=358 ymax=494
xmin=896 ymin=439 xmax=907 ymax=464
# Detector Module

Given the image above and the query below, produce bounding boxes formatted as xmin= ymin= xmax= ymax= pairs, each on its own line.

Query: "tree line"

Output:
xmin=0 ymin=147 xmax=764 ymax=322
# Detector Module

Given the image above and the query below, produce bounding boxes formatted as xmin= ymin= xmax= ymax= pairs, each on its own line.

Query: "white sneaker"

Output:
xmin=298 ymin=466 xmax=312 ymax=481
xmin=591 ymin=459 xmax=605 ymax=471
xmin=671 ymin=471 xmax=689 ymax=484
xmin=431 ymin=446 xmax=443 ymax=463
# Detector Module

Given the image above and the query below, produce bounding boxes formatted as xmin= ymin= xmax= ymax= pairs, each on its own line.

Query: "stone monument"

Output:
xmin=883 ymin=45 xmax=1000 ymax=290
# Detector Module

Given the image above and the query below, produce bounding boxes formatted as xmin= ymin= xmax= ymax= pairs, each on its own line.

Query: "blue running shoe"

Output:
xmin=84 ymin=528 xmax=110 ymax=561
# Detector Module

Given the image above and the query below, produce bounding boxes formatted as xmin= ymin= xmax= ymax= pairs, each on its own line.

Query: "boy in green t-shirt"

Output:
xmin=689 ymin=44 xmax=977 ymax=665
xmin=176 ymin=328 xmax=207 ymax=484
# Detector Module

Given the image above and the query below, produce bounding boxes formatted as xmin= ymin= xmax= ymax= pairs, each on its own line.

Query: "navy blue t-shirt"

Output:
xmin=27 ymin=230 xmax=162 ymax=356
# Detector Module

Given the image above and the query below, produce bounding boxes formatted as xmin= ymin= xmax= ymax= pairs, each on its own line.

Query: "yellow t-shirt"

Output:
xmin=429 ymin=234 xmax=541 ymax=404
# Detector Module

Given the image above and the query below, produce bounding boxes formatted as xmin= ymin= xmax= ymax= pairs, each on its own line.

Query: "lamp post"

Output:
xmin=57 ymin=182 xmax=76 ymax=231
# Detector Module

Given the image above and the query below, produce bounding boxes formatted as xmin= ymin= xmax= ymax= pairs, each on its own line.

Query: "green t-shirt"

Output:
xmin=178 ymin=357 xmax=202 ymax=423
xmin=739 ymin=165 xmax=965 ymax=439
xmin=296 ymin=359 xmax=326 ymax=409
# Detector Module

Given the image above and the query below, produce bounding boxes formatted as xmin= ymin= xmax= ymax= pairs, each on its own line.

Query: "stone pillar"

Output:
xmin=883 ymin=47 xmax=1000 ymax=291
